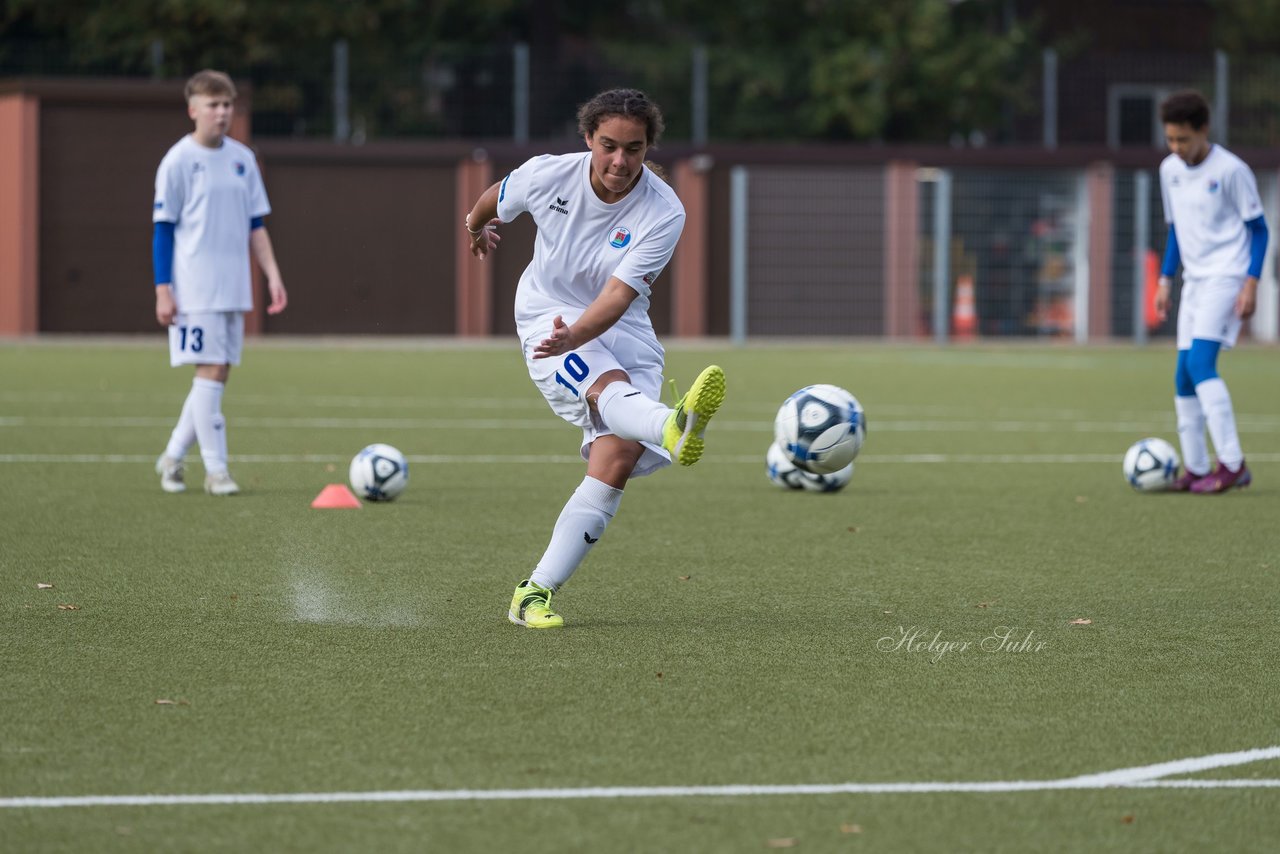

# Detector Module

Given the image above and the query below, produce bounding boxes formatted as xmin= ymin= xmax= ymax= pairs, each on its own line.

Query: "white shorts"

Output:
xmin=520 ymin=316 xmax=671 ymax=478
xmin=1176 ymin=277 xmax=1243 ymax=350
xmin=168 ymin=311 xmax=244 ymax=367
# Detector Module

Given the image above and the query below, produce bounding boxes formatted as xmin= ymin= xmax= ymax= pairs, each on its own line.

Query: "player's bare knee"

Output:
xmin=586 ymin=370 xmax=631 ymax=399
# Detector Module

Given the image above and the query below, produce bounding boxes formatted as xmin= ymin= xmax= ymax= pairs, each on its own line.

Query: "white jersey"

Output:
xmin=1159 ymin=144 xmax=1264 ymax=282
xmin=152 ymin=135 xmax=271 ymax=312
xmin=495 ymin=152 xmax=685 ymax=339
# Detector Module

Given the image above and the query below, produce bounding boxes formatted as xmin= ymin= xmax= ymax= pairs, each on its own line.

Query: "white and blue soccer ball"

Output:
xmin=774 ymin=384 xmax=866 ymax=474
xmin=766 ymin=442 xmax=853 ymax=492
xmin=349 ymin=443 xmax=409 ymax=501
xmin=1122 ymin=437 xmax=1180 ymax=492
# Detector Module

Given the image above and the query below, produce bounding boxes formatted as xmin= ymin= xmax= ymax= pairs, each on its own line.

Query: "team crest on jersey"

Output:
xmin=609 ymin=227 xmax=631 ymax=249
xmin=235 ymin=162 xmax=246 ymax=176
xmin=1208 ymin=179 xmax=1220 ymax=193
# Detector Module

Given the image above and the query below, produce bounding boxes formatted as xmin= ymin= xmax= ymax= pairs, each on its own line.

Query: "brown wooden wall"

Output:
xmin=254 ymin=142 xmax=467 ymax=335
xmin=10 ymin=77 xmax=1280 ymax=340
xmin=33 ymin=82 xmax=192 ymax=332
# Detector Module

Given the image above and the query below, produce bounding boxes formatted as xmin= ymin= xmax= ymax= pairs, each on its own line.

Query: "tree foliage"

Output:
xmin=2 ymin=0 xmax=1039 ymax=142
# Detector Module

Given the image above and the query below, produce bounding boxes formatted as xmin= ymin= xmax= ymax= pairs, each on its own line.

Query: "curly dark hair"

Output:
xmin=576 ymin=88 xmax=665 ymax=146
xmin=1160 ymin=90 xmax=1210 ymax=130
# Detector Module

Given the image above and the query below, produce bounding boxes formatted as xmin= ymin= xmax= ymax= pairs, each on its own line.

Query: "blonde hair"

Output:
xmin=185 ymin=69 xmax=237 ymax=102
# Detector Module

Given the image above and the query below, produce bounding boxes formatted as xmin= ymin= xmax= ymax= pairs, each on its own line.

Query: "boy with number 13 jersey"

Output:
xmin=152 ymin=69 xmax=287 ymax=496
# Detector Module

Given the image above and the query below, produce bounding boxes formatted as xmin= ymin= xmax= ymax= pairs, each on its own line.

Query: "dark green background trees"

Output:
xmin=0 ymin=0 xmax=1268 ymax=142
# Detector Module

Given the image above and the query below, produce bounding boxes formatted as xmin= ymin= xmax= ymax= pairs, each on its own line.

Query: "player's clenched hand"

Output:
xmin=266 ymin=278 xmax=288 ymax=315
xmin=1154 ymin=277 xmax=1172 ymax=323
xmin=468 ymin=218 xmax=502 ymax=259
xmin=155 ymin=285 xmax=177 ymax=326
xmin=533 ymin=315 xmax=573 ymax=359
xmin=1237 ymin=277 xmax=1258 ymax=319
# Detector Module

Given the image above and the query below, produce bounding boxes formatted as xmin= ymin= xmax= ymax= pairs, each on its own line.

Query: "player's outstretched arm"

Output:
xmin=533 ymin=278 xmax=638 ymax=359
xmin=251 ymin=227 xmax=288 ymax=315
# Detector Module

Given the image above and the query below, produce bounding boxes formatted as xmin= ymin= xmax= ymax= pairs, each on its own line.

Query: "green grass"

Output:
xmin=2 ymin=339 xmax=1278 ymax=853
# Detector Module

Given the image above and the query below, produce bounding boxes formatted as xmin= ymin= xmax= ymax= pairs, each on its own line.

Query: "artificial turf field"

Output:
xmin=1 ymin=338 xmax=1278 ymax=853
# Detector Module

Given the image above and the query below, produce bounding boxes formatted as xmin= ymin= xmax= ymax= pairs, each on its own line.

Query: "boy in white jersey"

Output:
xmin=464 ymin=89 xmax=726 ymax=629
xmin=152 ymin=70 xmax=287 ymax=495
xmin=1155 ymin=90 xmax=1267 ymax=494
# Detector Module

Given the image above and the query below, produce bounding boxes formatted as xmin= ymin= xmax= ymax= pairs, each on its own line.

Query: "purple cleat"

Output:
xmin=1190 ymin=460 xmax=1252 ymax=494
xmin=1170 ymin=469 xmax=1207 ymax=492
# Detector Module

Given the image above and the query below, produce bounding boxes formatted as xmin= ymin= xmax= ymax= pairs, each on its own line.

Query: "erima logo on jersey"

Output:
xmin=154 ymin=201 xmax=164 ymax=210
xmin=548 ymin=195 xmax=569 ymax=215
xmin=609 ymin=227 xmax=631 ymax=248
xmin=192 ymin=163 xmax=204 ymax=174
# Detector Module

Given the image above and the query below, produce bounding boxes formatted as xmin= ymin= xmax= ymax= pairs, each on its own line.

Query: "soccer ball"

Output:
xmin=766 ymin=442 xmax=853 ymax=492
xmin=1122 ymin=437 xmax=1180 ymax=492
xmin=349 ymin=443 xmax=409 ymax=501
xmin=774 ymin=384 xmax=866 ymax=474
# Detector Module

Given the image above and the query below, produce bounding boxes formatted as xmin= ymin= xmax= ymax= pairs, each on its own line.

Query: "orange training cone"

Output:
xmin=952 ymin=274 xmax=977 ymax=339
xmin=1144 ymin=249 xmax=1162 ymax=331
xmin=311 ymin=484 xmax=363 ymax=509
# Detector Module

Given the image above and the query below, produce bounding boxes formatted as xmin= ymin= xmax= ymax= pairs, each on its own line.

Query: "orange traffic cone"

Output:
xmin=952 ymin=274 xmax=977 ymax=339
xmin=311 ymin=484 xmax=362 ymax=509
xmin=1144 ymin=249 xmax=1162 ymax=331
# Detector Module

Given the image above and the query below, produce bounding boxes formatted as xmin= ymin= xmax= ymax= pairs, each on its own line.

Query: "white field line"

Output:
xmin=0 ymin=390 xmax=1225 ymax=420
xmin=5 ymin=452 xmax=1280 ymax=466
xmin=4 ymin=414 xmax=1280 ymax=433
xmin=2 ymin=747 xmax=1278 ymax=809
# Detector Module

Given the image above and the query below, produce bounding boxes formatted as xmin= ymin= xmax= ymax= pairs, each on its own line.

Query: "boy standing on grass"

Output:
xmin=152 ymin=70 xmax=287 ymax=496
xmin=1155 ymin=90 xmax=1268 ymax=494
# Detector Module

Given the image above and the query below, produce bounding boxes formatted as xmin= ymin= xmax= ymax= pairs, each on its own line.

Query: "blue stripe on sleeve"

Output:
xmin=1246 ymin=215 xmax=1268 ymax=279
xmin=152 ymin=221 xmax=175 ymax=286
xmin=1161 ymin=224 xmax=1181 ymax=278
xmin=251 ymin=216 xmax=265 ymax=230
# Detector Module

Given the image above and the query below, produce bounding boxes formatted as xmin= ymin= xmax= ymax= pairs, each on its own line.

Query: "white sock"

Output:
xmin=1173 ymin=395 xmax=1210 ymax=476
xmin=191 ymin=377 xmax=229 ymax=475
xmin=596 ymin=382 xmax=670 ymax=444
xmin=529 ymin=476 xmax=624 ymax=591
xmin=164 ymin=382 xmax=199 ymax=460
xmin=1196 ymin=377 xmax=1244 ymax=470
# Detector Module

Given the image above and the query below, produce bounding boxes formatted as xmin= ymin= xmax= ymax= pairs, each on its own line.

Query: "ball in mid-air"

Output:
xmin=774 ymin=384 xmax=866 ymax=474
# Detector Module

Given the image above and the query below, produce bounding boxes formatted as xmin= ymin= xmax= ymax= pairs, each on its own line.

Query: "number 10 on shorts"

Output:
xmin=554 ymin=353 xmax=589 ymax=397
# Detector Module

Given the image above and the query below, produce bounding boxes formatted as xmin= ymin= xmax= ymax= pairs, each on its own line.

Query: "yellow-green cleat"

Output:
xmin=508 ymin=580 xmax=564 ymax=629
xmin=662 ymin=365 xmax=726 ymax=466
